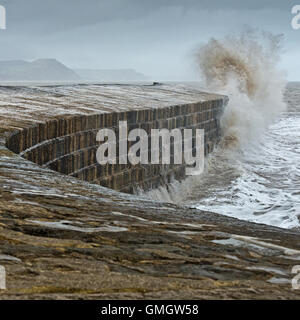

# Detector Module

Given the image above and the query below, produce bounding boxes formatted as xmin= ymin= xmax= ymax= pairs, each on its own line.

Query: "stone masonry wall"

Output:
xmin=6 ymin=99 xmax=225 ymax=194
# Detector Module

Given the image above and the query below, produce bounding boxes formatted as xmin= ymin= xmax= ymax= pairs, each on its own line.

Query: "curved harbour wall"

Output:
xmin=6 ymin=99 xmax=225 ymax=193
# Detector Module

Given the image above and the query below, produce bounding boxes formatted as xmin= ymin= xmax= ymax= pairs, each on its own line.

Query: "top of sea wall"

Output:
xmin=0 ymin=83 xmax=227 ymax=137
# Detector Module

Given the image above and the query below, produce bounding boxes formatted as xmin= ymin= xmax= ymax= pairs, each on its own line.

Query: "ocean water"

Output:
xmin=145 ymin=32 xmax=300 ymax=230
xmin=184 ymin=82 xmax=300 ymax=229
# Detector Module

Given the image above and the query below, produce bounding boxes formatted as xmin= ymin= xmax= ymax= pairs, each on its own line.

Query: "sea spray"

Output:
xmin=142 ymin=31 xmax=296 ymax=229
xmin=195 ymin=30 xmax=287 ymax=147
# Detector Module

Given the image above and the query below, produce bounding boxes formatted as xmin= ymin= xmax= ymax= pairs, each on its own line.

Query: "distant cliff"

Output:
xmin=0 ymin=58 xmax=147 ymax=82
xmin=75 ymin=68 xmax=147 ymax=82
xmin=0 ymin=59 xmax=80 ymax=81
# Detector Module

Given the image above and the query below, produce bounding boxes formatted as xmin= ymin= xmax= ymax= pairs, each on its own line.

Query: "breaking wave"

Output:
xmin=196 ymin=30 xmax=287 ymax=146
xmin=143 ymin=31 xmax=300 ymax=230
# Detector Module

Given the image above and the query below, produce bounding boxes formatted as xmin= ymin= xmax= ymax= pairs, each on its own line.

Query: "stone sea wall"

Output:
xmin=2 ymin=84 xmax=299 ymax=300
xmin=6 ymin=99 xmax=225 ymax=193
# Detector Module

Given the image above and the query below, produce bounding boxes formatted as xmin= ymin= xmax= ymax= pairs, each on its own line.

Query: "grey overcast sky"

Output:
xmin=0 ymin=0 xmax=299 ymax=80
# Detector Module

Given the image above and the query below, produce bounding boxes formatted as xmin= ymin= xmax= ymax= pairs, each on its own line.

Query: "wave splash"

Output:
xmin=196 ymin=30 xmax=287 ymax=146
xmin=141 ymin=31 xmax=300 ymax=230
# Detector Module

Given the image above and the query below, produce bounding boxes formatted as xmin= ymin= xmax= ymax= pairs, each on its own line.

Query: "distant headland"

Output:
xmin=0 ymin=58 xmax=147 ymax=82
